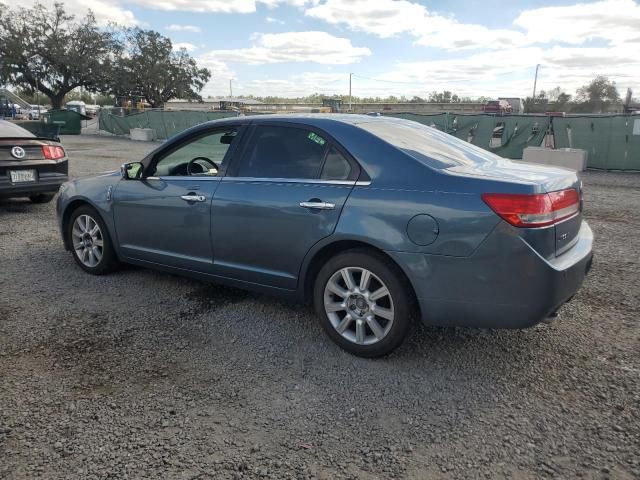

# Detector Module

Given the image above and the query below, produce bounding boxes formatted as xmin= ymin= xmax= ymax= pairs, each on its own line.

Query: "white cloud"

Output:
xmin=202 ymin=31 xmax=371 ymax=65
xmin=514 ymin=0 xmax=640 ymax=46
xmin=167 ymin=24 xmax=202 ymax=32
xmin=197 ymin=58 xmax=236 ymax=97
xmin=305 ymin=0 xmax=525 ymax=50
xmin=173 ymin=42 xmax=197 ymax=52
xmin=221 ymin=71 xmax=347 ymax=97
xmin=128 ymin=0 xmax=255 ymax=13
xmin=306 ymin=0 xmax=426 ymax=38
xmin=306 ymin=0 xmax=640 ymax=51
xmin=21 ymin=0 xmax=137 ymax=26
xmin=266 ymin=16 xmax=285 ymax=24
xmin=128 ymin=0 xmax=315 ymax=13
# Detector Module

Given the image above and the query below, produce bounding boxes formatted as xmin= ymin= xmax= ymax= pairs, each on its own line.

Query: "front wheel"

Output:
xmin=67 ymin=205 xmax=119 ymax=275
xmin=313 ymin=250 xmax=414 ymax=357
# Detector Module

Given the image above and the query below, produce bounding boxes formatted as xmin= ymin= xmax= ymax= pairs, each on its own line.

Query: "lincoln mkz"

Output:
xmin=56 ymin=115 xmax=593 ymax=357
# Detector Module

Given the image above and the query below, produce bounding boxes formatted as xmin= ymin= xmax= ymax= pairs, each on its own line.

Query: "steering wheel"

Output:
xmin=187 ymin=156 xmax=218 ymax=176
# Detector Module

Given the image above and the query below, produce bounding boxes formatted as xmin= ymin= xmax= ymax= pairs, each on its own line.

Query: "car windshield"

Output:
xmin=0 ymin=120 xmax=35 ymax=138
xmin=358 ymin=120 xmax=501 ymax=170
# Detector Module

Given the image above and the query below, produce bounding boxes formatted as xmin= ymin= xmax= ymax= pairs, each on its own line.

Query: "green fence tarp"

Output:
xmin=98 ymin=110 xmax=238 ymax=140
xmin=553 ymin=116 xmax=640 ymax=170
xmin=99 ymin=110 xmax=640 ymax=170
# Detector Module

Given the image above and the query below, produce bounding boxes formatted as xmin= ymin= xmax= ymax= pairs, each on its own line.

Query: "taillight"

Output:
xmin=42 ymin=145 xmax=65 ymax=160
xmin=482 ymin=188 xmax=580 ymax=228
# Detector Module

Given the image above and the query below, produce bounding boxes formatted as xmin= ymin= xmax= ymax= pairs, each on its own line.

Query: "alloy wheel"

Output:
xmin=323 ymin=267 xmax=395 ymax=345
xmin=71 ymin=214 xmax=104 ymax=268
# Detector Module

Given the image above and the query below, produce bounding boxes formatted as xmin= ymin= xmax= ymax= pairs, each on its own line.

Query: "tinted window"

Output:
xmin=151 ymin=129 xmax=236 ymax=177
xmin=235 ymin=126 xmax=327 ymax=179
xmin=321 ymin=147 xmax=351 ymax=180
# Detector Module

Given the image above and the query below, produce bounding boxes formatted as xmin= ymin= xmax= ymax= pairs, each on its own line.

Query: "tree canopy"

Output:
xmin=0 ymin=2 xmax=118 ymax=109
xmin=109 ymin=28 xmax=211 ymax=108
xmin=0 ymin=3 xmax=210 ymax=109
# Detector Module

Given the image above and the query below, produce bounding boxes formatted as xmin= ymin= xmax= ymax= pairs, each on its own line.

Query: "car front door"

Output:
xmin=211 ymin=123 xmax=359 ymax=289
xmin=112 ymin=126 xmax=242 ymax=272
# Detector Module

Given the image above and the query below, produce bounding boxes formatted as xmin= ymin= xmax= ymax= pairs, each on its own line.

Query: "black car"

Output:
xmin=0 ymin=120 xmax=68 ymax=203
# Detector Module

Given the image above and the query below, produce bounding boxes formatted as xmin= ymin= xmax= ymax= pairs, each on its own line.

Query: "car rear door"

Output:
xmin=211 ymin=123 xmax=359 ymax=289
xmin=112 ymin=126 xmax=243 ymax=273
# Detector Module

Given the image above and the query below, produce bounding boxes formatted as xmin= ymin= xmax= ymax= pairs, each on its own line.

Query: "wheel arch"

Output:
xmin=300 ymin=239 xmax=420 ymax=318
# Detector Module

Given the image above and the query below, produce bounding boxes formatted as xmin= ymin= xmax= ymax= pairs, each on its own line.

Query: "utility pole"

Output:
xmin=349 ymin=73 xmax=353 ymax=112
xmin=532 ymin=64 xmax=541 ymax=100
xmin=229 ymin=79 xmax=233 ymax=99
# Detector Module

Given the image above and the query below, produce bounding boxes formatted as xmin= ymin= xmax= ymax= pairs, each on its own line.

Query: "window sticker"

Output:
xmin=308 ymin=132 xmax=326 ymax=146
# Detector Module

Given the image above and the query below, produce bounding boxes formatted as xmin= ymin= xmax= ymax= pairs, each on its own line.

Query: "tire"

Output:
xmin=29 ymin=193 xmax=55 ymax=203
xmin=66 ymin=205 xmax=119 ymax=275
xmin=313 ymin=249 xmax=414 ymax=358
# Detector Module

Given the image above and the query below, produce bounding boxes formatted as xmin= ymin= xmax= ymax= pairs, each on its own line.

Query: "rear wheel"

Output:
xmin=67 ymin=205 xmax=119 ymax=275
xmin=29 ymin=193 xmax=54 ymax=203
xmin=314 ymin=250 xmax=414 ymax=357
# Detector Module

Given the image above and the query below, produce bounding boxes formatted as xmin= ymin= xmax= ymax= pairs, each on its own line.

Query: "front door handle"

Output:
xmin=181 ymin=194 xmax=206 ymax=202
xmin=299 ymin=201 xmax=335 ymax=210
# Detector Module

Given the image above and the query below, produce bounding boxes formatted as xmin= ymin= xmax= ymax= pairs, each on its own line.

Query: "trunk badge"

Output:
xmin=11 ymin=146 xmax=26 ymax=159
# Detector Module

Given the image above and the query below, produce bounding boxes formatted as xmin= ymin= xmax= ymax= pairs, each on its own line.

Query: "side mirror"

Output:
xmin=120 ymin=162 xmax=144 ymax=180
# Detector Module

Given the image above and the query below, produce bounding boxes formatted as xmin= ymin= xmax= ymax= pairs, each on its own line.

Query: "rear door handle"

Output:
xmin=299 ymin=201 xmax=335 ymax=210
xmin=181 ymin=194 xmax=206 ymax=202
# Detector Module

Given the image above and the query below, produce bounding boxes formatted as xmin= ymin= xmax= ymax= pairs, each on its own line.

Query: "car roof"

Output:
xmin=213 ymin=113 xmax=390 ymax=127
xmin=0 ymin=120 xmax=36 ymax=138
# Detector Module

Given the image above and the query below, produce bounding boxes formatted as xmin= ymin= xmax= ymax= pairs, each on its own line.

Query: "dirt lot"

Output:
xmin=1 ymin=134 xmax=639 ymax=480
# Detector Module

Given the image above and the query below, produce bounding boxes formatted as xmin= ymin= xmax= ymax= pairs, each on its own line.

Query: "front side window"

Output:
xmin=235 ymin=126 xmax=328 ymax=179
xmin=151 ymin=129 xmax=237 ymax=177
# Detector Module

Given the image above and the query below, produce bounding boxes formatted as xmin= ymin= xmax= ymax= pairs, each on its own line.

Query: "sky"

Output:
xmin=21 ymin=0 xmax=640 ymax=99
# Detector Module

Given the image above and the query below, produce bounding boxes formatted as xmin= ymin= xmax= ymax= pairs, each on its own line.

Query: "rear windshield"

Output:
xmin=358 ymin=120 xmax=497 ymax=170
xmin=0 ymin=120 xmax=35 ymax=138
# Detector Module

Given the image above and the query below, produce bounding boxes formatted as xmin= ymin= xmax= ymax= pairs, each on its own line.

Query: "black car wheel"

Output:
xmin=29 ymin=193 xmax=55 ymax=203
xmin=314 ymin=249 xmax=414 ymax=358
xmin=67 ymin=205 xmax=119 ymax=275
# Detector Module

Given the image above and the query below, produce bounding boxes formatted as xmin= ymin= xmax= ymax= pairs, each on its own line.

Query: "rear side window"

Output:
xmin=358 ymin=120 xmax=499 ymax=170
xmin=235 ymin=126 xmax=328 ymax=179
xmin=321 ymin=147 xmax=351 ymax=180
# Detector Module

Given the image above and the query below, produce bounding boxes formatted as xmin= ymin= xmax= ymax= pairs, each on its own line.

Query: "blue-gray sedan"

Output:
xmin=56 ymin=115 xmax=593 ymax=357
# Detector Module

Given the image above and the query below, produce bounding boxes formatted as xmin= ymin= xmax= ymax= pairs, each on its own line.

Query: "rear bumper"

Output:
xmin=388 ymin=221 xmax=593 ymax=329
xmin=0 ymin=160 xmax=68 ymax=198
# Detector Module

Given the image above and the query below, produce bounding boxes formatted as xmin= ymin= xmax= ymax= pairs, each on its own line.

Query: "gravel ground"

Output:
xmin=1 ymin=134 xmax=639 ymax=480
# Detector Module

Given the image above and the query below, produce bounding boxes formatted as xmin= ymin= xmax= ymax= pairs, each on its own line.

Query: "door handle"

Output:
xmin=181 ymin=194 xmax=206 ymax=202
xmin=299 ymin=201 xmax=336 ymax=210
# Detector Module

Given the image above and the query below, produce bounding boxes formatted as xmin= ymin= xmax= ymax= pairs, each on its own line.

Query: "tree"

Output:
xmin=575 ymin=76 xmax=620 ymax=113
xmin=109 ymin=28 xmax=211 ymax=108
xmin=524 ymin=91 xmax=549 ymax=113
xmin=0 ymin=3 xmax=119 ymax=109
xmin=427 ymin=90 xmax=460 ymax=103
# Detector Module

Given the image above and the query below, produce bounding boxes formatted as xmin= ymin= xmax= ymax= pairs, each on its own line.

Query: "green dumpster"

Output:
xmin=42 ymin=109 xmax=91 ymax=135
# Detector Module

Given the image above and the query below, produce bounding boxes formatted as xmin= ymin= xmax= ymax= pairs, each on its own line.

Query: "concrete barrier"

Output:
xmin=130 ymin=128 xmax=156 ymax=141
xmin=522 ymin=147 xmax=588 ymax=171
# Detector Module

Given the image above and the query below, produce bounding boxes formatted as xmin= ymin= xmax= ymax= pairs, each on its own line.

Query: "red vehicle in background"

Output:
xmin=483 ymin=100 xmax=513 ymax=114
